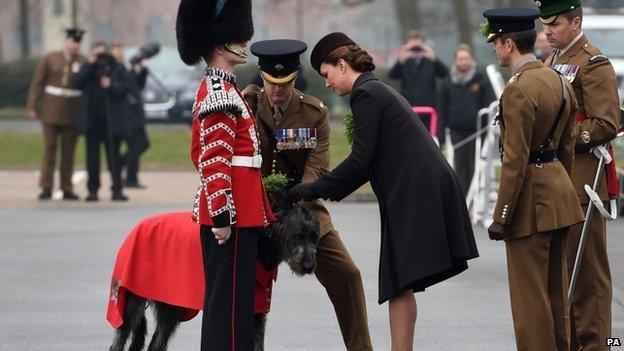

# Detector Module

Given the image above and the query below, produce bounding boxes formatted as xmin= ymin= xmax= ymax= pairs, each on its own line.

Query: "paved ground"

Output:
xmin=0 ymin=196 xmax=622 ymax=350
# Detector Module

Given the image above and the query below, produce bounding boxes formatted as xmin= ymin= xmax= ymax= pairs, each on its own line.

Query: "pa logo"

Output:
xmin=606 ymin=337 xmax=621 ymax=346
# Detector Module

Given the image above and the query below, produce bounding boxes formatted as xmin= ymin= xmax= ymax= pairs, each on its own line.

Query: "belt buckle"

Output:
xmin=252 ymin=155 xmax=262 ymax=168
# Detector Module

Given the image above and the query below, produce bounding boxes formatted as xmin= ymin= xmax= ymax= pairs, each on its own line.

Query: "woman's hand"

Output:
xmin=212 ymin=226 xmax=232 ymax=245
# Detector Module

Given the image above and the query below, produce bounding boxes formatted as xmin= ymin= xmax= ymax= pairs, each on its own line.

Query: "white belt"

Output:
xmin=231 ymin=155 xmax=262 ymax=169
xmin=45 ymin=85 xmax=82 ymax=98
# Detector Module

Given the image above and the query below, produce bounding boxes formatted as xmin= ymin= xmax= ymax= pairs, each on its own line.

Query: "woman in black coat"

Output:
xmin=290 ymin=32 xmax=479 ymax=349
xmin=440 ymin=44 xmax=495 ymax=197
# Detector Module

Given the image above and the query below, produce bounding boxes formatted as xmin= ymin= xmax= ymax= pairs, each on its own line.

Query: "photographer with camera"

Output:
xmin=74 ymin=42 xmax=130 ymax=201
xmin=388 ymin=31 xmax=448 ymax=141
xmin=111 ymin=42 xmax=154 ymax=189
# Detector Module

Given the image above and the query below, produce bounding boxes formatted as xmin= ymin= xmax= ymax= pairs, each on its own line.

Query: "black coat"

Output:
xmin=440 ymin=71 xmax=495 ymax=133
xmin=310 ymin=72 xmax=479 ymax=303
xmin=388 ymin=57 xmax=448 ymax=107
xmin=74 ymin=60 xmax=130 ymax=137
xmin=125 ymin=66 xmax=148 ymax=129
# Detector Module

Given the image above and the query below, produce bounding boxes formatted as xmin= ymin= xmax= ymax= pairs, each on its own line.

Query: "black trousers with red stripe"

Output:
xmin=200 ymin=225 xmax=259 ymax=351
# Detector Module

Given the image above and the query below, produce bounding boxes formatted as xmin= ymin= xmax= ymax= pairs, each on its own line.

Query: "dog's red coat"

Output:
xmin=106 ymin=212 xmax=278 ymax=329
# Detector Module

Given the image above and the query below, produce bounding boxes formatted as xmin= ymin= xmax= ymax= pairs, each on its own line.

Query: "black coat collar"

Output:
xmin=352 ymin=71 xmax=377 ymax=91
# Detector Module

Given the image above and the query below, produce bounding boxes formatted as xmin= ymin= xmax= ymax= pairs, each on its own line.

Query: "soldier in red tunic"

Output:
xmin=176 ymin=0 xmax=274 ymax=349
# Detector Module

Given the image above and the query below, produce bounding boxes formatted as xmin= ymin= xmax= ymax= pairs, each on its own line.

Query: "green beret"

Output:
xmin=534 ymin=0 xmax=581 ymax=24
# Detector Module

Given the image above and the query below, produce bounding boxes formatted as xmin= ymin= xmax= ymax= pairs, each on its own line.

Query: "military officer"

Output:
xmin=536 ymin=1 xmax=622 ymax=349
xmin=483 ymin=8 xmax=584 ymax=350
xmin=26 ymin=28 xmax=86 ymax=200
xmin=243 ymin=39 xmax=373 ymax=351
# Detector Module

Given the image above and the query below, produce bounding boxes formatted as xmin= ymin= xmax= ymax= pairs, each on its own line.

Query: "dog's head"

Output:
xmin=269 ymin=200 xmax=320 ymax=277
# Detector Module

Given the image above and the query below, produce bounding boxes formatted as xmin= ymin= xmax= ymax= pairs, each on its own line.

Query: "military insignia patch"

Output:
xmin=110 ymin=280 xmax=120 ymax=305
xmin=275 ymin=128 xmax=317 ymax=150
xmin=581 ymin=131 xmax=591 ymax=144
xmin=588 ymin=54 xmax=608 ymax=64
xmin=553 ymin=64 xmax=580 ymax=83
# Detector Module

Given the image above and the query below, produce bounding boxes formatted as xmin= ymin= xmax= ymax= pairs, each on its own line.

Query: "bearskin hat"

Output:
xmin=176 ymin=0 xmax=254 ymax=66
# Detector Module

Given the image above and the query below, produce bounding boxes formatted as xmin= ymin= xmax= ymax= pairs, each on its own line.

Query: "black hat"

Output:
xmin=65 ymin=27 xmax=85 ymax=42
xmin=482 ymin=8 xmax=540 ymax=43
xmin=250 ymin=39 xmax=307 ymax=85
xmin=534 ymin=0 xmax=581 ymax=24
xmin=310 ymin=32 xmax=356 ymax=74
xmin=176 ymin=0 xmax=254 ymax=66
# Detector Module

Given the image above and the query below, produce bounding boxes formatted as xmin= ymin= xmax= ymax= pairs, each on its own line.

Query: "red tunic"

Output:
xmin=106 ymin=212 xmax=278 ymax=329
xmin=190 ymin=67 xmax=275 ymax=228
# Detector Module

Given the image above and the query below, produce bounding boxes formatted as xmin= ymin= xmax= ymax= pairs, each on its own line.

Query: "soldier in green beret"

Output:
xmin=536 ymin=1 xmax=621 ymax=349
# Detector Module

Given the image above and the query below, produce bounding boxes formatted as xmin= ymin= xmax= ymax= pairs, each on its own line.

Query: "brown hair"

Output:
xmin=454 ymin=43 xmax=473 ymax=60
xmin=406 ymin=30 xmax=425 ymax=42
xmin=498 ymin=29 xmax=537 ymax=55
xmin=324 ymin=44 xmax=375 ymax=73
xmin=560 ymin=6 xmax=583 ymax=23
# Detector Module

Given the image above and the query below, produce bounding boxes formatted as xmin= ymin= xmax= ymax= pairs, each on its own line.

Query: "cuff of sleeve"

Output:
xmin=494 ymin=207 xmax=512 ymax=225
xmin=212 ymin=211 xmax=232 ymax=228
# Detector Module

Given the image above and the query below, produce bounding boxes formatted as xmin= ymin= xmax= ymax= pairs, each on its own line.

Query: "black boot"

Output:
xmin=85 ymin=192 xmax=99 ymax=202
xmin=38 ymin=188 xmax=52 ymax=200
xmin=62 ymin=191 xmax=80 ymax=200
xmin=112 ymin=191 xmax=128 ymax=201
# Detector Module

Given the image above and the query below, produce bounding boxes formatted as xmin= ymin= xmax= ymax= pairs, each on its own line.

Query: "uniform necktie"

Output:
xmin=273 ymin=106 xmax=283 ymax=126
xmin=554 ymin=49 xmax=561 ymax=63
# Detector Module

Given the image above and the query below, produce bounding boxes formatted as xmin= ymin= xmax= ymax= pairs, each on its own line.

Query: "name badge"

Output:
xmin=553 ymin=64 xmax=580 ymax=83
xmin=275 ymin=128 xmax=317 ymax=150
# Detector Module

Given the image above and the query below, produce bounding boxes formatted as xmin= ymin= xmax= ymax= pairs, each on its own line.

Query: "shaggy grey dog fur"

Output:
xmin=109 ymin=203 xmax=320 ymax=351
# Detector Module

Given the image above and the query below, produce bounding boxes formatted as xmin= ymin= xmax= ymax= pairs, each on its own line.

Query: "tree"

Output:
xmin=19 ymin=0 xmax=30 ymax=57
xmin=453 ymin=0 xmax=473 ymax=49
xmin=393 ymin=0 xmax=422 ymax=41
xmin=494 ymin=0 xmax=506 ymax=7
xmin=508 ymin=0 xmax=528 ymax=7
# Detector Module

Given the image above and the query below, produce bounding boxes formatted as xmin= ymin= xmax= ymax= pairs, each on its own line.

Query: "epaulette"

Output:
xmin=242 ymin=84 xmax=262 ymax=114
xmin=588 ymin=54 xmax=609 ymax=65
xmin=298 ymin=92 xmax=327 ymax=112
xmin=507 ymin=72 xmax=522 ymax=85
xmin=242 ymin=84 xmax=262 ymax=98
xmin=197 ymin=76 xmax=242 ymax=119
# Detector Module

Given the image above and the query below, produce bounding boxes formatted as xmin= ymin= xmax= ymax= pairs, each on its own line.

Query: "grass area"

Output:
xmin=0 ymin=107 xmax=27 ymax=119
xmin=0 ymin=129 xmax=194 ymax=171
xmin=0 ymin=128 xmax=353 ymax=171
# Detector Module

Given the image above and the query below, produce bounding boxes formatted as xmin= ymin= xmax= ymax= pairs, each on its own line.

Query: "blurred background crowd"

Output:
xmin=0 ymin=0 xmax=622 ymax=201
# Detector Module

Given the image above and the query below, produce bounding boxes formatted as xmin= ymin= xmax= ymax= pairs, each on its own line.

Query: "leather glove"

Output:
xmin=289 ymin=182 xmax=319 ymax=202
xmin=488 ymin=221 xmax=507 ymax=241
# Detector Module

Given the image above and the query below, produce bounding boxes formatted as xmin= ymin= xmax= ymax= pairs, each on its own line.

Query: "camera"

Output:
xmin=95 ymin=52 xmax=116 ymax=77
xmin=129 ymin=42 xmax=161 ymax=65
xmin=410 ymin=45 xmax=424 ymax=53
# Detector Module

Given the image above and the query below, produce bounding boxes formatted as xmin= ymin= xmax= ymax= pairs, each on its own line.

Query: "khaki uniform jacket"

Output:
xmin=243 ymin=85 xmax=335 ymax=236
xmin=26 ymin=51 xmax=86 ymax=125
xmin=495 ymin=60 xmax=584 ymax=240
xmin=546 ymin=34 xmax=620 ymax=204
